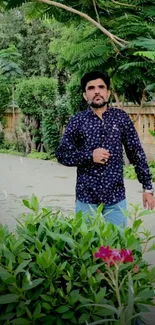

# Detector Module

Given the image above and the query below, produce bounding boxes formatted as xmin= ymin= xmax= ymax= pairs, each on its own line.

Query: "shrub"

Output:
xmin=0 ymin=83 xmax=11 ymax=121
xmin=66 ymin=76 xmax=87 ymax=115
xmin=0 ymin=197 xmax=155 ymax=324
xmin=124 ymin=163 xmax=155 ymax=182
xmin=27 ymin=151 xmax=51 ymax=160
xmin=16 ymin=77 xmax=58 ymax=119
xmin=15 ymin=77 xmax=59 ymax=154
xmin=0 ymin=132 xmax=5 ymax=147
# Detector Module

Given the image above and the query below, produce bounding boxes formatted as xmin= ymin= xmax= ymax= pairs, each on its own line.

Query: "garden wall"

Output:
xmin=3 ymin=103 xmax=155 ymax=160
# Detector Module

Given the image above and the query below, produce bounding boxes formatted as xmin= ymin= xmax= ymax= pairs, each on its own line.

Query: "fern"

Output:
xmin=134 ymin=51 xmax=155 ymax=60
xmin=118 ymin=61 xmax=148 ymax=71
xmin=130 ymin=37 xmax=155 ymax=50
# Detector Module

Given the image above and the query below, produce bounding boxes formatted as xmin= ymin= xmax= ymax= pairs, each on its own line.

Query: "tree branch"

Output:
xmin=37 ymin=0 xmax=128 ymax=47
xmin=92 ymin=0 xmax=100 ymax=24
xmin=112 ymin=0 xmax=137 ymax=8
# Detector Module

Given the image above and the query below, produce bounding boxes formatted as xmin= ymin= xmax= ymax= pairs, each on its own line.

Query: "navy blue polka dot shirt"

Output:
xmin=56 ymin=107 xmax=152 ymax=205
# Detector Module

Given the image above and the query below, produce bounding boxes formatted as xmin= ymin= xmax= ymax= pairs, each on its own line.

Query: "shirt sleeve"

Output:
xmin=122 ymin=113 xmax=153 ymax=189
xmin=56 ymin=116 xmax=93 ymax=166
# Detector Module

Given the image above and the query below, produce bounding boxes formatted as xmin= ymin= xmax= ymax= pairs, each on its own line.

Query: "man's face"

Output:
xmin=83 ymin=78 xmax=110 ymax=109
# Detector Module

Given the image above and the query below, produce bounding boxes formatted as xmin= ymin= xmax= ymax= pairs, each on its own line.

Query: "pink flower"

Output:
xmin=120 ymin=249 xmax=134 ymax=263
xmin=94 ymin=246 xmax=112 ymax=259
xmin=95 ymin=246 xmax=134 ymax=266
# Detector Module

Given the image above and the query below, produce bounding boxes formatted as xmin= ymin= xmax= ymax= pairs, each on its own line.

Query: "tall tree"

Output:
xmin=0 ymin=44 xmax=23 ymax=126
xmin=4 ymin=0 xmax=154 ymax=104
xmin=0 ymin=9 xmax=58 ymax=77
xmin=2 ymin=0 xmax=155 ymax=105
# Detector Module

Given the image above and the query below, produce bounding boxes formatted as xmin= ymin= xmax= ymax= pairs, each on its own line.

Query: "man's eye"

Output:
xmin=99 ymin=85 xmax=105 ymax=89
xmin=87 ymin=86 xmax=94 ymax=90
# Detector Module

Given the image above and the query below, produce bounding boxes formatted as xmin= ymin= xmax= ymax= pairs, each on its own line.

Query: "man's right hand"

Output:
xmin=93 ymin=148 xmax=110 ymax=164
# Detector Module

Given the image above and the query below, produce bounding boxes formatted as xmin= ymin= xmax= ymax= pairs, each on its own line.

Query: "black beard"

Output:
xmin=90 ymin=100 xmax=108 ymax=109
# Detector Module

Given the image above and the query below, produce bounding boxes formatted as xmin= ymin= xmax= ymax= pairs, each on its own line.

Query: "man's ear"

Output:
xmin=83 ymin=92 xmax=87 ymax=101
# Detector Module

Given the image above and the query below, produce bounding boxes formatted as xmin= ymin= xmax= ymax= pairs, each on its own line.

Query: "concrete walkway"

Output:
xmin=0 ymin=154 xmax=155 ymax=324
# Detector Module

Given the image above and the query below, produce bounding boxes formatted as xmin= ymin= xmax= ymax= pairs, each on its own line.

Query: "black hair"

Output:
xmin=81 ymin=71 xmax=110 ymax=92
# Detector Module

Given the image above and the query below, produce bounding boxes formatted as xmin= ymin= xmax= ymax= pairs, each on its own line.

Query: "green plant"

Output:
xmin=149 ymin=129 xmax=155 ymax=138
xmin=16 ymin=77 xmax=58 ymax=153
xmin=27 ymin=151 xmax=51 ymax=160
xmin=148 ymin=161 xmax=155 ymax=168
xmin=124 ymin=165 xmax=137 ymax=180
xmin=0 ymin=83 xmax=11 ymax=121
xmin=124 ymin=163 xmax=155 ymax=182
xmin=0 ymin=148 xmax=24 ymax=156
xmin=0 ymin=196 xmax=155 ymax=324
xmin=91 ymin=247 xmax=138 ymax=325
xmin=0 ymin=131 xmax=4 ymax=147
xmin=0 ymin=44 xmax=23 ymax=128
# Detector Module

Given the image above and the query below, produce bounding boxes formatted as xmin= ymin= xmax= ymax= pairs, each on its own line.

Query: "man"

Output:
xmin=56 ymin=71 xmax=154 ymax=227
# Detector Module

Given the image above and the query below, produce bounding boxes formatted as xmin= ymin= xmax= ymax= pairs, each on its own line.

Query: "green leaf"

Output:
xmin=22 ymin=199 xmax=32 ymax=210
xmin=14 ymin=259 xmax=31 ymax=276
xmin=13 ymin=237 xmax=25 ymax=251
xmin=56 ymin=305 xmax=70 ymax=313
xmin=26 ymin=307 xmax=32 ymax=318
xmin=120 ymin=209 xmax=132 ymax=219
xmin=126 ymin=272 xmax=134 ymax=325
xmin=11 ymin=318 xmax=31 ymax=324
xmin=97 ymin=203 xmax=104 ymax=215
xmin=87 ymin=263 xmax=103 ymax=276
xmin=133 ymin=219 xmax=143 ymax=230
xmin=31 ymin=194 xmax=39 ymax=213
xmin=0 ymin=313 xmax=15 ymax=320
xmin=56 ymin=316 xmax=64 ymax=325
xmin=3 ymin=248 xmax=15 ymax=263
xmin=42 ymin=302 xmax=51 ymax=310
xmin=0 ymin=294 xmax=19 ymax=304
xmin=134 ymin=51 xmax=155 ymax=60
xmin=135 ymin=288 xmax=155 ymax=300
xmin=148 ymin=267 xmax=155 ymax=282
xmin=67 ymin=281 xmax=72 ymax=293
xmin=18 ymin=252 xmax=31 ymax=259
xmin=22 ymin=278 xmax=44 ymax=290
xmin=147 ymin=243 xmax=155 ymax=252
xmin=138 ymin=210 xmax=154 ymax=217
xmin=46 ymin=229 xmax=75 ymax=247
xmin=35 ymin=239 xmax=42 ymax=251
xmin=96 ymin=287 xmax=106 ymax=302
xmin=62 ymin=311 xmax=74 ymax=319
xmin=79 ymin=313 xmax=90 ymax=324
xmin=80 ymin=263 xmax=87 ymax=279
xmin=60 ymin=261 xmax=67 ymax=271
xmin=0 ymin=266 xmax=11 ymax=280
xmin=82 ymin=231 xmax=92 ymax=246
xmin=41 ymin=295 xmax=53 ymax=302
xmin=87 ymin=319 xmax=116 ymax=325
xmin=85 ymin=304 xmax=118 ymax=314
xmin=33 ymin=302 xmax=41 ymax=319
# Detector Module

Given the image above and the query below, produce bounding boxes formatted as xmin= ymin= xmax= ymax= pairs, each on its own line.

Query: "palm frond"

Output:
xmin=130 ymin=37 xmax=155 ymax=50
xmin=6 ymin=0 xmax=29 ymax=9
xmin=134 ymin=51 xmax=155 ymax=61
xmin=118 ymin=61 xmax=148 ymax=71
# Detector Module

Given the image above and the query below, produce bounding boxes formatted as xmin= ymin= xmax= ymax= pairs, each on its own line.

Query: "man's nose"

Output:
xmin=94 ymin=88 xmax=100 ymax=94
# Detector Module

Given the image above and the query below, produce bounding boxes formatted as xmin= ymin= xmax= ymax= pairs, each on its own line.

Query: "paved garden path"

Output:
xmin=0 ymin=153 xmax=155 ymax=324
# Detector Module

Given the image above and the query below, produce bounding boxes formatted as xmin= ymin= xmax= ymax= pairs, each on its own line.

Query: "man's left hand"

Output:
xmin=143 ymin=192 xmax=155 ymax=210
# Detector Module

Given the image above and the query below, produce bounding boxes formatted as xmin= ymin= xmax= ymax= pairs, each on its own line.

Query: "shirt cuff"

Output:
xmin=142 ymin=182 xmax=153 ymax=190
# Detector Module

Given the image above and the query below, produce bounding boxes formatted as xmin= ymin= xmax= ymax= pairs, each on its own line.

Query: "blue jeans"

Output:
xmin=76 ymin=199 xmax=127 ymax=228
